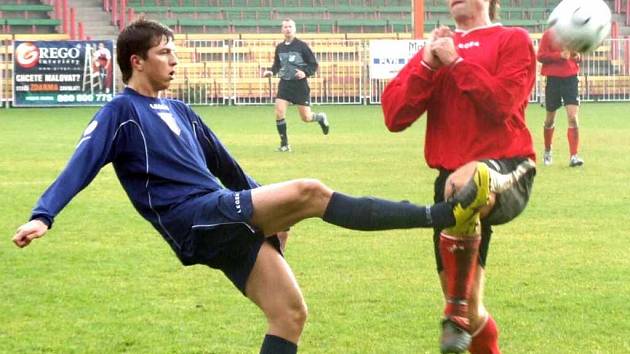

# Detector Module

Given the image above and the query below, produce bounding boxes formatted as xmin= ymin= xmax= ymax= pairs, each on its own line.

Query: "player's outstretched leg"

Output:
xmin=439 ymin=162 xmax=491 ymax=354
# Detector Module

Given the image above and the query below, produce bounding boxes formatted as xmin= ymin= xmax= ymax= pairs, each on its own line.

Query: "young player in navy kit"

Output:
xmin=382 ymin=0 xmax=537 ymax=353
xmin=13 ymin=18 xmax=491 ymax=354
xmin=262 ymin=18 xmax=329 ymax=152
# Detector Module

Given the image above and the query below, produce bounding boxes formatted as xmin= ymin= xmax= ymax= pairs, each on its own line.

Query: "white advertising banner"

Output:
xmin=369 ymin=40 xmax=426 ymax=80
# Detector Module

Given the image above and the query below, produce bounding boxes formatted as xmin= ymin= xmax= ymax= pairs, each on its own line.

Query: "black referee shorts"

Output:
xmin=432 ymin=157 xmax=536 ymax=272
xmin=277 ymin=78 xmax=311 ymax=106
xmin=545 ymin=75 xmax=580 ymax=112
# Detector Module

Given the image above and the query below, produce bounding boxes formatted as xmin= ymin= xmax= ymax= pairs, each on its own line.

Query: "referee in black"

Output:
xmin=263 ymin=18 xmax=329 ymax=152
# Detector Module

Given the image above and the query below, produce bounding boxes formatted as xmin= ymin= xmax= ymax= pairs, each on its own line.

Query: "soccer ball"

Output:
xmin=547 ymin=0 xmax=612 ymax=53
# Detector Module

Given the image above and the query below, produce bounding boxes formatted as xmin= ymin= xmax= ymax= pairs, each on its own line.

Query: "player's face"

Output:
xmin=447 ymin=0 xmax=487 ymax=23
xmin=282 ymin=21 xmax=296 ymax=40
xmin=142 ymin=36 xmax=178 ymax=91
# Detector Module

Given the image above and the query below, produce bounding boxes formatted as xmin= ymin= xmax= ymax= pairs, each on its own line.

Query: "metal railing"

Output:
xmin=1 ymin=37 xmax=629 ymax=107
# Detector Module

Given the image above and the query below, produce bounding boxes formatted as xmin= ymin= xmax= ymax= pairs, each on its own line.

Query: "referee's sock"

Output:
xmin=260 ymin=334 xmax=297 ymax=354
xmin=322 ymin=192 xmax=455 ymax=230
xmin=276 ymin=118 xmax=288 ymax=146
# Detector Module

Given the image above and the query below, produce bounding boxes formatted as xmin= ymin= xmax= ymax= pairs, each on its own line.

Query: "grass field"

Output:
xmin=1 ymin=102 xmax=629 ymax=353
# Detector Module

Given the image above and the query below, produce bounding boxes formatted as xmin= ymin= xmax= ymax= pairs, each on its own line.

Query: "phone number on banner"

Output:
xmin=57 ymin=93 xmax=113 ymax=103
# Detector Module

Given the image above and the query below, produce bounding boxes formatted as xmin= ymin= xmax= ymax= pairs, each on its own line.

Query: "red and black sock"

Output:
xmin=439 ymin=232 xmax=481 ymax=330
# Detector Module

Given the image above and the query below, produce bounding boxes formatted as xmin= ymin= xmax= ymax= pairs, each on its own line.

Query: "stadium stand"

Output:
xmin=125 ymin=0 xmax=562 ymax=34
xmin=0 ymin=2 xmax=59 ymax=34
xmin=0 ymin=0 xmax=628 ymax=106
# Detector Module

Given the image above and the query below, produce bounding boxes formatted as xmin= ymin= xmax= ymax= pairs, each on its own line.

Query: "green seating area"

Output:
xmin=128 ymin=0 xmax=559 ymax=34
xmin=0 ymin=2 xmax=58 ymax=34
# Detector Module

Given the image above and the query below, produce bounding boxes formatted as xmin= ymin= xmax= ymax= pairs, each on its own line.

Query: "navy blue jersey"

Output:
xmin=31 ymin=87 xmax=259 ymax=255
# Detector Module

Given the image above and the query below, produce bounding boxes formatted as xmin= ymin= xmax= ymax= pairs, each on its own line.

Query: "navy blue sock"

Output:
xmin=260 ymin=334 xmax=297 ymax=354
xmin=322 ymin=192 xmax=455 ymax=231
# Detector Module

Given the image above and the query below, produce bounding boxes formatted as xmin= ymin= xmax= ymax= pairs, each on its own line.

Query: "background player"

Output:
xmin=537 ymin=27 xmax=584 ymax=167
xmin=262 ymin=18 xmax=329 ymax=152
xmin=382 ymin=0 xmax=537 ymax=352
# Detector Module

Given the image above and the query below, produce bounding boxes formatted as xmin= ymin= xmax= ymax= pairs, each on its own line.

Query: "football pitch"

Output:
xmin=1 ymin=103 xmax=629 ymax=353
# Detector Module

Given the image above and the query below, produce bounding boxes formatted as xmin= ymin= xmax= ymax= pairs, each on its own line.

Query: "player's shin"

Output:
xmin=322 ymin=192 xmax=456 ymax=231
xmin=439 ymin=232 xmax=481 ymax=330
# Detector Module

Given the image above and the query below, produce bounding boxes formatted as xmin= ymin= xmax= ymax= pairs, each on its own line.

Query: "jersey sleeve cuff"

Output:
xmin=30 ymin=214 xmax=53 ymax=229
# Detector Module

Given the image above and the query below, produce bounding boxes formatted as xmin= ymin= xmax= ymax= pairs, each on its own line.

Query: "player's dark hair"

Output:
xmin=117 ymin=17 xmax=174 ymax=84
xmin=490 ymin=0 xmax=500 ymax=21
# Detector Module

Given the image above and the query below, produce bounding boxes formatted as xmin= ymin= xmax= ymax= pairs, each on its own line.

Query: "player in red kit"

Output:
xmin=382 ymin=1 xmax=536 ymax=353
xmin=537 ymin=28 xmax=584 ymax=167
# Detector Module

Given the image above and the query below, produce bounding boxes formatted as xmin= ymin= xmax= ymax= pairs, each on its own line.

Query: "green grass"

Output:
xmin=1 ymin=103 xmax=629 ymax=353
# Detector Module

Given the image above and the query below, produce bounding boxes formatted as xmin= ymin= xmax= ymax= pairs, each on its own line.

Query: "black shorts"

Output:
xmin=277 ymin=78 xmax=311 ymax=106
xmin=179 ymin=190 xmax=283 ymax=296
xmin=545 ymin=75 xmax=579 ymax=112
xmin=432 ymin=158 xmax=536 ymax=272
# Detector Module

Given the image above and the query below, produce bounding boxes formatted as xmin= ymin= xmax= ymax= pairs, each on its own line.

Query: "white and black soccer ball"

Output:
xmin=547 ymin=0 xmax=612 ymax=53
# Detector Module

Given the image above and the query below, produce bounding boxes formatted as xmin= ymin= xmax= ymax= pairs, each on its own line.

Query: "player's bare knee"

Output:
xmin=271 ymin=301 xmax=308 ymax=334
xmin=294 ymin=178 xmax=332 ymax=207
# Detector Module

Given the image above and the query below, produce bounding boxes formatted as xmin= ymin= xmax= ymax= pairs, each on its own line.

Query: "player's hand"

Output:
xmin=560 ymin=50 xmax=571 ymax=59
xmin=431 ymin=36 xmax=460 ymax=67
xmin=422 ymin=28 xmax=444 ymax=69
xmin=294 ymin=69 xmax=306 ymax=80
xmin=12 ymin=219 xmax=49 ymax=248
xmin=262 ymin=70 xmax=273 ymax=78
xmin=571 ymin=52 xmax=581 ymax=61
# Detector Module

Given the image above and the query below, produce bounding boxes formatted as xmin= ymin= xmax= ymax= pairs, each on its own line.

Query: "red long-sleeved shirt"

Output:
xmin=537 ymin=29 xmax=580 ymax=77
xmin=382 ymin=24 xmax=536 ymax=170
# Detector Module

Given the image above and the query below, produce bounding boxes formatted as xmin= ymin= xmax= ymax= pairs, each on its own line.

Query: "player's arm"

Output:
xmin=191 ymin=111 xmax=260 ymax=190
xmin=445 ymin=29 xmax=536 ymax=124
xmin=381 ymin=48 xmax=436 ymax=132
xmin=14 ymin=106 xmax=120 ymax=247
xmin=301 ymin=42 xmax=318 ymax=77
xmin=269 ymin=45 xmax=281 ymax=76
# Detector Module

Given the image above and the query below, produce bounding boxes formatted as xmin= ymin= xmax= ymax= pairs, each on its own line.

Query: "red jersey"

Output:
xmin=382 ymin=24 xmax=536 ymax=171
xmin=537 ymin=29 xmax=580 ymax=77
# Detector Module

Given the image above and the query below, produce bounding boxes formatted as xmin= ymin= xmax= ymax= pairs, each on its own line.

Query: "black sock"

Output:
xmin=322 ymin=192 xmax=455 ymax=231
xmin=260 ymin=334 xmax=297 ymax=354
xmin=311 ymin=112 xmax=323 ymax=123
xmin=276 ymin=119 xmax=288 ymax=146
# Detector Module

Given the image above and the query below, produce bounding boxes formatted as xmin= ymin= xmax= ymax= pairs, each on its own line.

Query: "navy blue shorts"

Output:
xmin=432 ymin=158 xmax=535 ymax=272
xmin=182 ymin=189 xmax=282 ymax=295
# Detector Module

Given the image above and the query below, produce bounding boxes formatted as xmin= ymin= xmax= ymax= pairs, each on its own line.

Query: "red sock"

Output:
xmin=567 ymin=127 xmax=579 ymax=156
xmin=439 ymin=233 xmax=481 ymax=330
xmin=469 ymin=315 xmax=501 ymax=354
xmin=543 ymin=127 xmax=555 ymax=151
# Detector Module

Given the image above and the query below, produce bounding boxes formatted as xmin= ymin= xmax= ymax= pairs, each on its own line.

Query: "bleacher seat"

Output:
xmin=0 ymin=3 xmax=58 ymax=34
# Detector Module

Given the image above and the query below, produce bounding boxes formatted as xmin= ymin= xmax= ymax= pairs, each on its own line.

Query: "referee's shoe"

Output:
xmin=317 ymin=113 xmax=329 ymax=135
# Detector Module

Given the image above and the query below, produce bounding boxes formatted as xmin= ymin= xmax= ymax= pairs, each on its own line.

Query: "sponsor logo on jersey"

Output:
xmin=458 ymin=41 xmax=480 ymax=49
